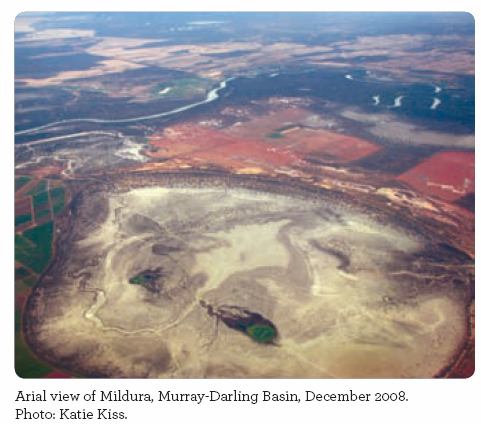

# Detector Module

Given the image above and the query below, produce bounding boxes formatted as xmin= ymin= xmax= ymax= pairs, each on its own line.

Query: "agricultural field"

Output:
xmin=15 ymin=177 xmax=68 ymax=378
xmin=15 ymin=176 xmax=32 ymax=191
xmin=153 ymin=78 xmax=213 ymax=100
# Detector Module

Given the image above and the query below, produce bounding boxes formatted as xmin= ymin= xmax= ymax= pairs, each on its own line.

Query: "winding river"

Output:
xmin=15 ymin=78 xmax=234 ymax=136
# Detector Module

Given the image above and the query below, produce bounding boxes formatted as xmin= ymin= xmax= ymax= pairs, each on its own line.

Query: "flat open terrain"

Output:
xmin=24 ymin=174 xmax=473 ymax=378
xmin=398 ymin=152 xmax=475 ymax=202
xmin=15 ymin=12 xmax=475 ymax=379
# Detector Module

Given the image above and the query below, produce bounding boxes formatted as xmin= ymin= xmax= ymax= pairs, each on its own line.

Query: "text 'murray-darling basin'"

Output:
xmin=15 ymin=12 xmax=474 ymax=378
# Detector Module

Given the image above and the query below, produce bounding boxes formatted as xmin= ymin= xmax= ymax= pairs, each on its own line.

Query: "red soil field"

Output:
xmin=280 ymin=128 xmax=381 ymax=161
xmin=15 ymin=178 xmax=39 ymax=199
xmin=33 ymin=202 xmax=51 ymax=217
xmin=206 ymin=139 xmax=298 ymax=166
xmin=15 ymin=222 xmax=35 ymax=233
xmin=34 ymin=215 xmax=54 ymax=227
xmin=15 ymin=197 xmax=32 ymax=216
xmin=15 ymin=290 xmax=30 ymax=310
xmin=26 ymin=164 xmax=66 ymax=179
xmin=147 ymin=124 xmax=301 ymax=170
xmin=398 ymin=152 xmax=475 ymax=202
xmin=224 ymin=108 xmax=380 ymax=163
xmin=148 ymin=125 xmax=238 ymax=156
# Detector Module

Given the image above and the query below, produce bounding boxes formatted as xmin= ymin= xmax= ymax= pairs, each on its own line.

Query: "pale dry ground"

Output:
xmin=17 ymin=59 xmax=146 ymax=87
xmin=29 ymin=186 xmax=469 ymax=378
xmin=83 ymin=39 xmax=335 ymax=79
xmin=14 ymin=132 xmax=147 ymax=176
xmin=83 ymin=33 xmax=474 ymax=78
xmin=330 ymin=34 xmax=474 ymax=75
xmin=15 ymin=28 xmax=473 ymax=90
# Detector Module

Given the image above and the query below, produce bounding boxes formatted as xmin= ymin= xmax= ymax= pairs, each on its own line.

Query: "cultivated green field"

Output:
xmin=15 ymin=178 xmax=69 ymax=377
xmin=15 ymin=310 xmax=54 ymax=378
xmin=266 ymin=132 xmax=284 ymax=139
xmin=50 ymin=187 xmax=66 ymax=215
xmin=15 ymin=223 xmax=54 ymax=274
xmin=153 ymin=78 xmax=213 ymax=100
xmin=24 ymin=179 xmax=47 ymax=197
xmin=15 ymin=176 xmax=32 ymax=191
xmin=15 ymin=212 xmax=32 ymax=227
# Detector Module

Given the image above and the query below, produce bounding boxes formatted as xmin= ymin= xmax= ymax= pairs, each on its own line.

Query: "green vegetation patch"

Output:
xmin=50 ymin=187 xmax=66 ymax=215
xmin=128 ymin=269 xmax=163 ymax=293
xmin=15 ymin=212 xmax=32 ymax=227
xmin=15 ymin=222 xmax=54 ymax=274
xmin=266 ymin=132 xmax=284 ymax=139
xmin=15 ymin=267 xmax=37 ymax=290
xmin=15 ymin=233 xmax=33 ymax=252
xmin=15 ymin=267 xmax=30 ymax=280
xmin=14 ymin=191 xmax=58 ymax=377
xmin=24 ymin=179 xmax=47 ymax=198
xmin=15 ymin=310 xmax=53 ymax=378
xmin=153 ymin=78 xmax=213 ymax=100
xmin=23 ymin=222 xmax=54 ymax=248
xmin=22 ymin=275 xmax=38 ymax=288
xmin=15 ymin=176 xmax=32 ymax=192
xmin=28 ymin=182 xmax=53 ymax=221
xmin=246 ymin=323 xmax=277 ymax=343
xmin=33 ymin=190 xmax=50 ymax=209
xmin=129 ymin=271 xmax=157 ymax=285
xmin=129 ymin=275 xmax=147 ymax=285
xmin=15 ymin=279 xmax=29 ymax=297
xmin=33 ymin=208 xmax=51 ymax=221
xmin=50 ymin=186 xmax=64 ymax=200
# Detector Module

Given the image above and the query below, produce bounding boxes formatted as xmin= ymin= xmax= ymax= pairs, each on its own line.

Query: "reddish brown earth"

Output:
xmin=15 ymin=290 xmax=30 ymax=310
xmin=146 ymin=116 xmax=382 ymax=174
xmin=225 ymin=108 xmax=312 ymax=139
xmin=15 ymin=197 xmax=32 ymax=216
xmin=147 ymin=124 xmax=302 ymax=172
xmin=278 ymin=127 xmax=382 ymax=161
xmin=26 ymin=164 xmax=66 ymax=179
xmin=223 ymin=108 xmax=381 ymax=162
xmin=15 ymin=197 xmax=33 ymax=231
xmin=398 ymin=151 xmax=475 ymax=202
xmin=15 ymin=222 xmax=35 ymax=233
xmin=15 ymin=179 xmax=39 ymax=200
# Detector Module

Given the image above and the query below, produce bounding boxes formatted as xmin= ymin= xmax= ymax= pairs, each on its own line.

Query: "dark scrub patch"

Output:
xmin=200 ymin=301 xmax=278 ymax=344
xmin=454 ymin=193 xmax=475 ymax=213
xmin=352 ymin=144 xmax=442 ymax=174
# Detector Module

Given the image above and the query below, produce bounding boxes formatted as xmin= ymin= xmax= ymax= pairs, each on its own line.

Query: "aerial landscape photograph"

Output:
xmin=14 ymin=11 xmax=474 ymax=379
